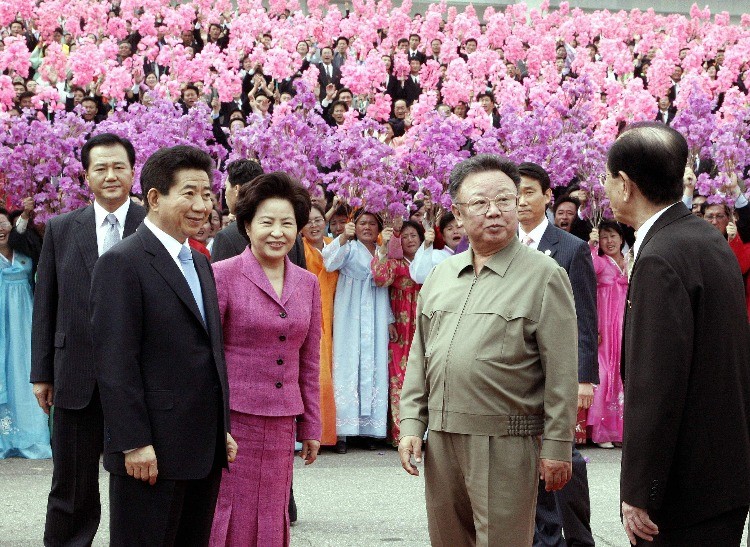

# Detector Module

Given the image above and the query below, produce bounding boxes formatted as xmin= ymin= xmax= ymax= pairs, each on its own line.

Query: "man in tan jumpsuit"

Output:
xmin=398 ymin=154 xmax=579 ymax=546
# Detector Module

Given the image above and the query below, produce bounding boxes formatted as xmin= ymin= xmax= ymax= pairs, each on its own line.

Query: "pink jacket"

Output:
xmin=212 ymin=247 xmax=322 ymax=441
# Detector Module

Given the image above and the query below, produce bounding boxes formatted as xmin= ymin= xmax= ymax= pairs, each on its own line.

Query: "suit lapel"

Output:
xmin=194 ymin=254 xmax=215 ymax=333
xmin=537 ymin=223 xmax=560 ymax=258
xmin=637 ymin=203 xmax=691 ymax=259
xmin=74 ymin=205 xmax=99 ymax=273
xmin=140 ymin=226 xmax=208 ymax=331
xmin=242 ymin=249 xmax=282 ymax=306
xmin=123 ymin=204 xmax=145 ymax=237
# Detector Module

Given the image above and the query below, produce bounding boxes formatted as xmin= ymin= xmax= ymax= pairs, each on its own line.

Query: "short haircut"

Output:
xmin=409 ymin=33 xmax=421 ymax=41
xmin=518 ymin=162 xmax=551 ymax=193
xmin=18 ymin=91 xmax=34 ymax=101
xmin=397 ymin=38 xmax=409 ymax=45
xmin=81 ymin=133 xmax=136 ymax=171
xmin=607 ymin=122 xmax=688 ymax=205
xmin=553 ymin=195 xmax=580 ymax=213
xmin=331 ymin=100 xmax=348 ymax=111
xmin=140 ymin=145 xmax=214 ymax=212
xmin=400 ymin=219 xmax=425 ymax=242
xmin=336 ymin=87 xmax=353 ymax=98
xmin=70 ymin=86 xmax=86 ymax=95
xmin=226 ymin=159 xmax=263 ymax=188
xmin=700 ymin=201 xmax=731 ymax=217
xmin=438 ymin=210 xmax=457 ymax=233
xmin=81 ymin=96 xmax=98 ymax=106
xmin=320 ymin=46 xmax=333 ymax=55
xmin=465 ymin=38 xmax=477 ymax=45
xmin=448 ymin=154 xmax=521 ymax=200
xmin=310 ymin=203 xmax=326 ymax=217
xmin=336 ymin=36 xmax=349 ymax=45
xmin=182 ymin=84 xmax=199 ymax=97
xmin=476 ymin=91 xmax=495 ymax=103
xmin=234 ymin=172 xmax=311 ymax=239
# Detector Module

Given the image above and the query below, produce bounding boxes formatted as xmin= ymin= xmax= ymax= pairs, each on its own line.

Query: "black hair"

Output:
xmin=448 ymin=154 xmax=520 ymax=200
xmin=400 ymin=219 xmax=425 ymax=242
xmin=409 ymin=33 xmax=421 ymax=41
xmin=439 ymin=210 xmax=457 ymax=233
xmin=353 ymin=209 xmax=384 ymax=232
xmin=336 ymin=36 xmax=349 ymax=46
xmin=596 ymin=219 xmax=625 ymax=255
xmin=607 ymin=121 xmax=688 ymax=205
xmin=182 ymin=84 xmax=200 ymax=97
xmin=699 ymin=201 xmax=731 ymax=217
xmin=234 ymin=171 xmax=311 ymax=239
xmin=81 ymin=133 xmax=136 ymax=171
xmin=553 ymin=195 xmax=580 ymax=213
xmin=226 ymin=159 xmax=263 ymax=187
xmin=397 ymin=38 xmax=409 ymax=45
xmin=140 ymin=145 xmax=214 ymax=212
xmin=518 ymin=162 xmax=552 ymax=193
xmin=476 ymin=91 xmax=496 ymax=103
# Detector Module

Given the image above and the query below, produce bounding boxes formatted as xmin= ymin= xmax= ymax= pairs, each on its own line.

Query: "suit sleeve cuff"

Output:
xmin=398 ymin=418 xmax=427 ymax=440
xmin=540 ymin=439 xmax=572 ymax=462
xmin=296 ymin=421 xmax=321 ymax=442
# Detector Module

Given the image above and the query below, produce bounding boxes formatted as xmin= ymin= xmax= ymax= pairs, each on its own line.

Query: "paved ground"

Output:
xmin=0 ymin=445 xmax=746 ymax=546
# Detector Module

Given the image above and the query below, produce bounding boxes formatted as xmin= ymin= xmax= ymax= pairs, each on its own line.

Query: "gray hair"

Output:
xmin=448 ymin=154 xmax=521 ymax=200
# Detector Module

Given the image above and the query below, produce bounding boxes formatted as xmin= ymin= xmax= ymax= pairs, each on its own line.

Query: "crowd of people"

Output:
xmin=2 ymin=1 xmax=750 ymax=546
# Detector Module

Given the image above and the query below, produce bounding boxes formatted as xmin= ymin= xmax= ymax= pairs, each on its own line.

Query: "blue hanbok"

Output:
xmin=0 ymin=251 xmax=51 ymax=459
xmin=323 ymin=238 xmax=393 ymax=438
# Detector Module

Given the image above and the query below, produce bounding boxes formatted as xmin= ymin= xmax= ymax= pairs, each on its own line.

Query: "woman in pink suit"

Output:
xmin=586 ymin=220 xmax=629 ymax=448
xmin=210 ymin=172 xmax=322 ymax=547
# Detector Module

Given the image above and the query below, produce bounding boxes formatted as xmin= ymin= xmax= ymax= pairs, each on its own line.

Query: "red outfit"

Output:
xmin=729 ymin=234 xmax=750 ymax=321
xmin=371 ymin=257 xmax=421 ymax=442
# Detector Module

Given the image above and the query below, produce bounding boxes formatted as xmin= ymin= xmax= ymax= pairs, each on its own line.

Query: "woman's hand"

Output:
xmin=727 ymin=221 xmax=738 ymax=242
xmin=589 ymin=228 xmax=599 ymax=245
xmin=226 ymin=433 xmax=238 ymax=463
xmin=339 ymin=221 xmax=356 ymax=244
xmin=381 ymin=226 xmax=394 ymax=246
xmin=388 ymin=323 xmax=398 ymax=343
xmin=424 ymin=228 xmax=435 ymax=248
xmin=300 ymin=440 xmax=320 ymax=465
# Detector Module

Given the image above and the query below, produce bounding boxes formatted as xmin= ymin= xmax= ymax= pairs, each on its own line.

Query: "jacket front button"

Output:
xmin=280 ymin=312 xmax=287 ymax=318
xmin=275 ymin=382 xmax=283 ymax=389
xmin=277 ymin=359 xmax=284 ymax=365
xmin=279 ymin=335 xmax=286 ymax=341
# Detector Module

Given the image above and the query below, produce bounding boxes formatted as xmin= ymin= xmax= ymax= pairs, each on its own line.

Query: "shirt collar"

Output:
xmin=456 ymin=237 xmax=521 ymax=278
xmin=633 ymin=202 xmax=678 ymax=261
xmin=143 ymin=217 xmax=190 ymax=262
xmin=94 ymin=199 xmax=130 ymax=229
xmin=518 ymin=217 xmax=549 ymax=245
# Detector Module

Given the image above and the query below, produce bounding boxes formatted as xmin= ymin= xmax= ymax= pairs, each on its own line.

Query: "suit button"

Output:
xmin=280 ymin=312 xmax=287 ymax=318
xmin=277 ymin=359 xmax=284 ymax=365
xmin=279 ymin=335 xmax=286 ymax=341
xmin=275 ymin=382 xmax=283 ymax=389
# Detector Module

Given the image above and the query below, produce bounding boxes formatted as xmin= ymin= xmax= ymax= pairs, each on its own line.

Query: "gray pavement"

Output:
xmin=0 ymin=445 xmax=745 ymax=546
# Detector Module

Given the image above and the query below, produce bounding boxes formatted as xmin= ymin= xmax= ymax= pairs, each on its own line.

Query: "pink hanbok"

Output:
xmin=586 ymin=243 xmax=628 ymax=443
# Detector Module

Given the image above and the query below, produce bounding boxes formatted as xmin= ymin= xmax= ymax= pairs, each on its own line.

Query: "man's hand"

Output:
xmin=21 ymin=196 xmax=34 ymax=220
xmin=226 ymin=433 xmax=238 ymax=463
xmin=299 ymin=439 xmax=320 ymax=465
xmin=325 ymin=83 xmax=336 ymax=100
xmin=125 ymin=445 xmax=158 ymax=485
xmin=32 ymin=382 xmax=54 ymax=415
xmin=683 ymin=166 xmax=696 ymax=195
xmin=622 ymin=501 xmax=659 ymax=544
xmin=398 ymin=435 xmax=423 ymax=476
xmin=578 ymin=383 xmax=594 ymax=410
xmin=539 ymin=458 xmax=572 ymax=492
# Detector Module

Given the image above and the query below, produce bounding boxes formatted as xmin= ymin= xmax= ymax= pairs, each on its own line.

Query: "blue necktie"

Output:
xmin=102 ymin=214 xmax=120 ymax=254
xmin=178 ymin=246 xmax=206 ymax=324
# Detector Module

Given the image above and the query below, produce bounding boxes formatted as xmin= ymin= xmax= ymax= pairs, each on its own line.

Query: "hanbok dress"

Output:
xmin=0 ymin=251 xmax=51 ymax=459
xmin=323 ymin=238 xmax=393 ymax=438
xmin=371 ymin=256 xmax=421 ymax=442
xmin=586 ymin=244 xmax=628 ymax=443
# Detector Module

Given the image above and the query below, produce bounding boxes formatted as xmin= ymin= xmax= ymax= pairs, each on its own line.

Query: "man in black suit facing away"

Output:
xmin=212 ymin=159 xmax=306 ymax=267
xmin=30 ymin=133 xmax=146 ymax=546
xmin=516 ymin=162 xmax=598 ymax=547
xmin=90 ymin=145 xmax=237 ymax=546
xmin=605 ymin=122 xmax=750 ymax=545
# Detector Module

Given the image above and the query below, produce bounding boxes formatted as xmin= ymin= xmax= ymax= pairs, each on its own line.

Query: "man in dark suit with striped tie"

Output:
xmin=516 ymin=162 xmax=598 ymax=547
xmin=31 ymin=133 xmax=146 ymax=546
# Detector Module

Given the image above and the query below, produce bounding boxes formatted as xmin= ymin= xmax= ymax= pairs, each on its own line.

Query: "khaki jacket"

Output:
xmin=399 ymin=237 xmax=579 ymax=462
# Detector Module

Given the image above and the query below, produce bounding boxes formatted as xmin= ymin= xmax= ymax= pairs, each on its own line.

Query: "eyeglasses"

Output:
xmin=704 ymin=214 xmax=727 ymax=221
xmin=454 ymin=193 xmax=517 ymax=216
xmin=307 ymin=218 xmax=326 ymax=226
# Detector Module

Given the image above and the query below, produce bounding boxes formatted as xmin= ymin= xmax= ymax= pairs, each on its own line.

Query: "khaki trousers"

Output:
xmin=424 ymin=431 xmax=540 ymax=547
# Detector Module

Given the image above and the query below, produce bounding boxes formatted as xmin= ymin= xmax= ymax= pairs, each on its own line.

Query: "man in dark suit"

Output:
xmin=90 ymin=145 xmax=237 ymax=546
xmin=407 ymin=33 xmax=427 ymax=64
xmin=212 ymin=159 xmax=306 ymax=268
xmin=655 ymin=96 xmax=677 ymax=126
xmin=605 ymin=122 xmax=750 ymax=546
xmin=397 ymin=58 xmax=423 ymax=106
xmin=317 ymin=47 xmax=341 ymax=100
xmin=30 ymin=133 xmax=146 ymax=546
xmin=516 ymin=162 xmax=598 ymax=547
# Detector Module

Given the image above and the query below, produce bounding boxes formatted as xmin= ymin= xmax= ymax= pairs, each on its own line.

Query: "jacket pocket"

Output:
xmin=54 ymin=332 xmax=66 ymax=348
xmin=145 ymin=390 xmax=174 ymax=410
xmin=475 ymin=309 xmax=532 ymax=363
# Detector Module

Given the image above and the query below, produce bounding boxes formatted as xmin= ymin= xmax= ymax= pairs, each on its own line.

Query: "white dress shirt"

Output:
xmin=518 ymin=217 xmax=549 ymax=251
xmin=143 ymin=217 xmax=190 ymax=276
xmin=94 ymin=199 xmax=130 ymax=257
xmin=632 ymin=203 xmax=678 ymax=262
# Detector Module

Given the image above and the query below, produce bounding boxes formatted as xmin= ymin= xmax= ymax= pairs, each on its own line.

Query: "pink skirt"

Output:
xmin=209 ymin=412 xmax=295 ymax=547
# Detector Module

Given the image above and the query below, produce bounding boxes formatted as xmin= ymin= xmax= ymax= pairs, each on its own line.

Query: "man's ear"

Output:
xmin=146 ymin=188 xmax=160 ymax=211
xmin=450 ymin=204 xmax=463 ymax=228
xmin=618 ymin=171 xmax=633 ymax=202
